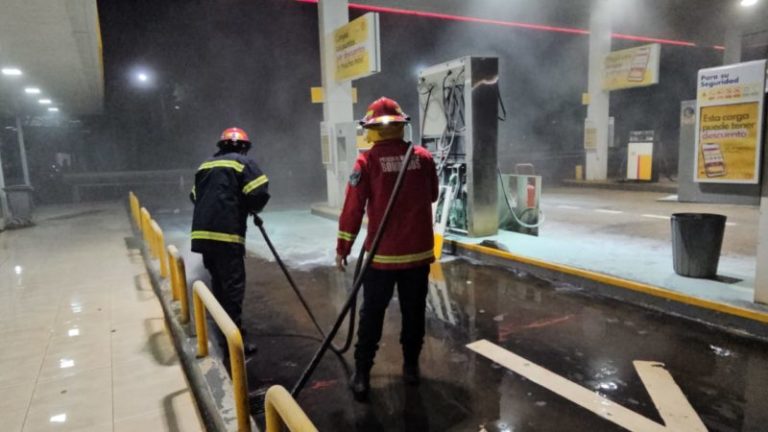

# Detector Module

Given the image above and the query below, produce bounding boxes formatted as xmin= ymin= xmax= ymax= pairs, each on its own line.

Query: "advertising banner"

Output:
xmin=694 ymin=60 xmax=766 ymax=183
xmin=334 ymin=13 xmax=380 ymax=82
xmin=602 ymin=44 xmax=660 ymax=91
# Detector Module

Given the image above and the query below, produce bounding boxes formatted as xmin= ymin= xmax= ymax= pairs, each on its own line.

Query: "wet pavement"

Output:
xmin=234 ymin=255 xmax=768 ymax=432
xmin=150 ymin=205 xmax=768 ymax=431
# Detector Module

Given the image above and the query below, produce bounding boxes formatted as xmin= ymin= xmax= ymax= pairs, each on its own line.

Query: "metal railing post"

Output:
xmin=168 ymin=245 xmax=180 ymax=300
xmin=140 ymin=207 xmax=150 ymax=245
xmin=177 ymin=255 xmax=190 ymax=324
xmin=192 ymin=281 xmax=250 ymax=432
xmin=264 ymin=385 xmax=319 ymax=432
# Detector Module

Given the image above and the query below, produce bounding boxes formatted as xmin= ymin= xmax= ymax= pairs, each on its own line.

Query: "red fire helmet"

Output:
xmin=219 ymin=127 xmax=250 ymax=143
xmin=359 ymin=97 xmax=410 ymax=129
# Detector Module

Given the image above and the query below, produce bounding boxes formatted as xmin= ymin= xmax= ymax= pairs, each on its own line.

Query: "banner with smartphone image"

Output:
xmin=694 ymin=60 xmax=766 ymax=183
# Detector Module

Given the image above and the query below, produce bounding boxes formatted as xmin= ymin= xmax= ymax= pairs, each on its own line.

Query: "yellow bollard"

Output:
xmin=168 ymin=245 xmax=180 ymax=301
xmin=176 ymin=254 xmax=190 ymax=324
xmin=193 ymin=281 xmax=250 ymax=432
xmin=140 ymin=207 xmax=151 ymax=246
xmin=264 ymin=385 xmax=318 ymax=432
xmin=156 ymin=225 xmax=168 ymax=278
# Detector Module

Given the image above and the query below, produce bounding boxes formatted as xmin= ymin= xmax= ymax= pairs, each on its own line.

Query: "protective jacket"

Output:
xmin=190 ymin=151 xmax=269 ymax=254
xmin=337 ymin=139 xmax=439 ymax=270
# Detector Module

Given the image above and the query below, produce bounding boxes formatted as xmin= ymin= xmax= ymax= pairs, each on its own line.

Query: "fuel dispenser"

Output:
xmin=417 ymin=56 xmax=499 ymax=238
xmin=626 ymin=129 xmax=657 ymax=181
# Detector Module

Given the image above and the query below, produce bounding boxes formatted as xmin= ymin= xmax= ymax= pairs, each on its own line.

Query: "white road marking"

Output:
xmin=725 ymin=222 xmax=737 ymax=226
xmin=557 ymin=205 xmax=582 ymax=210
xmin=467 ymin=340 xmax=707 ymax=432
xmin=642 ymin=214 xmax=670 ymax=220
xmin=595 ymin=209 xmax=624 ymax=214
xmin=634 ymin=361 xmax=707 ymax=431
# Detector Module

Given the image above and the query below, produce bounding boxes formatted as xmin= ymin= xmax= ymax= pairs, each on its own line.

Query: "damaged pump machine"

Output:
xmin=418 ymin=56 xmax=500 ymax=237
xmin=418 ymin=56 xmax=542 ymax=237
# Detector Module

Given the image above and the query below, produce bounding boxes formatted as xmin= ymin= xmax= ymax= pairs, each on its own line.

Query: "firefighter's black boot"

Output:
xmin=403 ymin=362 xmax=420 ymax=386
xmin=350 ymin=369 xmax=371 ymax=402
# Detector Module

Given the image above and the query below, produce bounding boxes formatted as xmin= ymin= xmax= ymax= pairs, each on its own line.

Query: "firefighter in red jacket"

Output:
xmin=191 ymin=127 xmax=270 ymax=355
xmin=336 ymin=97 xmax=439 ymax=401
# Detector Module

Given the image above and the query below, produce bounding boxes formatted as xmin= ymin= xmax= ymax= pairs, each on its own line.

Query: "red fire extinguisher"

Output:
xmin=526 ymin=178 xmax=536 ymax=209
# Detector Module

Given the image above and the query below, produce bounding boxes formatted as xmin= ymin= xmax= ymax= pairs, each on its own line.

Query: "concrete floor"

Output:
xmin=235 ymin=255 xmax=768 ymax=431
xmin=147 ymin=192 xmax=768 ymax=432
xmin=0 ymin=203 xmax=203 ymax=432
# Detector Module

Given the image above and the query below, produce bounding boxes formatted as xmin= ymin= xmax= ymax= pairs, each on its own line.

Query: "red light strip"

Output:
xmin=296 ymin=0 xmax=722 ymax=49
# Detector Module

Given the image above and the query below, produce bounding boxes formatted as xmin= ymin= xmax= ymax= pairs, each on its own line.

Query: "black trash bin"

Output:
xmin=671 ymin=213 xmax=726 ymax=278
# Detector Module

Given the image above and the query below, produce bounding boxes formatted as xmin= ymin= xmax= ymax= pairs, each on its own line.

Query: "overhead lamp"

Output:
xmin=741 ymin=0 xmax=758 ymax=6
xmin=39 ymin=99 xmax=52 ymax=105
xmin=138 ymin=73 xmax=148 ymax=82
xmin=1 ymin=67 xmax=22 ymax=76
xmin=25 ymin=87 xmax=41 ymax=94
xmin=48 ymin=107 xmax=60 ymax=112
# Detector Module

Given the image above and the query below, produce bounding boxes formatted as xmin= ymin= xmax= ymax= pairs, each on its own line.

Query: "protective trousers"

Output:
xmin=202 ymin=251 xmax=246 ymax=330
xmin=354 ymin=265 xmax=430 ymax=372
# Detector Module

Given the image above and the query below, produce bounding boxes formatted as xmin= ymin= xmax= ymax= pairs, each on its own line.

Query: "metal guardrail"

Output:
xmin=167 ymin=245 xmax=190 ymax=324
xmin=130 ymin=193 xmax=317 ymax=432
xmin=193 ymin=281 xmax=251 ymax=432
xmin=265 ymin=385 xmax=319 ymax=432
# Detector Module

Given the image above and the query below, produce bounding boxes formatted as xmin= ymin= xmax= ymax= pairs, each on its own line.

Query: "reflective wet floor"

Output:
xmin=233 ymin=254 xmax=768 ymax=432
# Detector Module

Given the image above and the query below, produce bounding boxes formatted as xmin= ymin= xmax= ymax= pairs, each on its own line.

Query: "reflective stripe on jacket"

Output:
xmin=191 ymin=151 xmax=270 ymax=254
xmin=336 ymin=139 xmax=439 ymax=270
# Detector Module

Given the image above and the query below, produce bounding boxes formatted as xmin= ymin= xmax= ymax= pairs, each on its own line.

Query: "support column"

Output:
xmin=16 ymin=116 xmax=31 ymax=187
xmin=723 ymin=28 xmax=742 ymax=65
xmin=585 ymin=0 xmax=611 ymax=180
xmin=0 ymin=135 xmax=10 ymax=227
xmin=755 ymin=135 xmax=768 ymax=303
xmin=318 ymin=0 xmax=354 ymax=208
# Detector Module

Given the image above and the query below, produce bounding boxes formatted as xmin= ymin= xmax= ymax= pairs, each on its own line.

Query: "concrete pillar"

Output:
xmin=0 ymin=135 xmax=10 ymax=227
xmin=318 ymin=0 xmax=354 ymax=208
xmin=585 ymin=0 xmax=611 ymax=180
xmin=724 ymin=29 xmax=742 ymax=65
xmin=755 ymin=134 xmax=768 ymax=303
xmin=16 ymin=116 xmax=31 ymax=187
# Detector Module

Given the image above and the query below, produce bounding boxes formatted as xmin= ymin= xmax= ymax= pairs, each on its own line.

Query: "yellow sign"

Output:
xmin=310 ymin=87 xmax=358 ymax=104
xmin=696 ymin=102 xmax=760 ymax=181
xmin=334 ymin=13 xmax=380 ymax=82
xmin=603 ymin=44 xmax=660 ymax=91
xmin=695 ymin=60 xmax=765 ymax=184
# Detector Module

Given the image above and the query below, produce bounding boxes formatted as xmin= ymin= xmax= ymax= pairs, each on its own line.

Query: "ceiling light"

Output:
xmin=25 ymin=87 xmax=41 ymax=94
xmin=741 ymin=0 xmax=758 ymax=6
xmin=48 ymin=107 xmax=60 ymax=112
xmin=39 ymin=99 xmax=52 ymax=105
xmin=1 ymin=67 xmax=22 ymax=76
xmin=138 ymin=73 xmax=148 ymax=82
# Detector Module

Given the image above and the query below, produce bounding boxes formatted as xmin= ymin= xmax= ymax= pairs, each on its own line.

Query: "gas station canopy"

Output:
xmin=0 ymin=0 xmax=103 ymax=117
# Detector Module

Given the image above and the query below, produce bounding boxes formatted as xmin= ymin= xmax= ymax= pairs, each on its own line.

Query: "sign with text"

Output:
xmin=334 ymin=13 xmax=380 ymax=82
xmin=602 ymin=44 xmax=660 ymax=91
xmin=694 ymin=60 xmax=766 ymax=183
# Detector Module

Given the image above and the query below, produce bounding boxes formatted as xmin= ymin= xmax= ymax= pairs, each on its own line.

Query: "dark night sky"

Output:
xmin=91 ymin=0 xmax=728 ymax=200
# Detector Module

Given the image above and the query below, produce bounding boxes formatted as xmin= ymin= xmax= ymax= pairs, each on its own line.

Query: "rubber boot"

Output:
xmin=350 ymin=369 xmax=371 ymax=402
xmin=403 ymin=362 xmax=420 ymax=386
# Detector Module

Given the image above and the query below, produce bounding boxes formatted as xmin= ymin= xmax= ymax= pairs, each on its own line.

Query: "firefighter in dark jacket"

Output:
xmin=190 ymin=127 xmax=269 ymax=355
xmin=336 ymin=97 xmax=439 ymax=401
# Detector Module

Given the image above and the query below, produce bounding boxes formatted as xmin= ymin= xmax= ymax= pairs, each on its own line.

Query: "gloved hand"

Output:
xmin=252 ymin=214 xmax=264 ymax=227
xmin=335 ymin=254 xmax=348 ymax=272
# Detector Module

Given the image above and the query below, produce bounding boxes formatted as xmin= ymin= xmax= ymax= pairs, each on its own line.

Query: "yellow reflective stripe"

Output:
xmin=243 ymin=175 xmax=269 ymax=194
xmin=191 ymin=230 xmax=245 ymax=244
xmin=191 ymin=186 xmax=196 ymax=199
xmin=198 ymin=160 xmax=245 ymax=173
xmin=338 ymin=231 xmax=355 ymax=241
xmin=373 ymin=250 xmax=434 ymax=264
